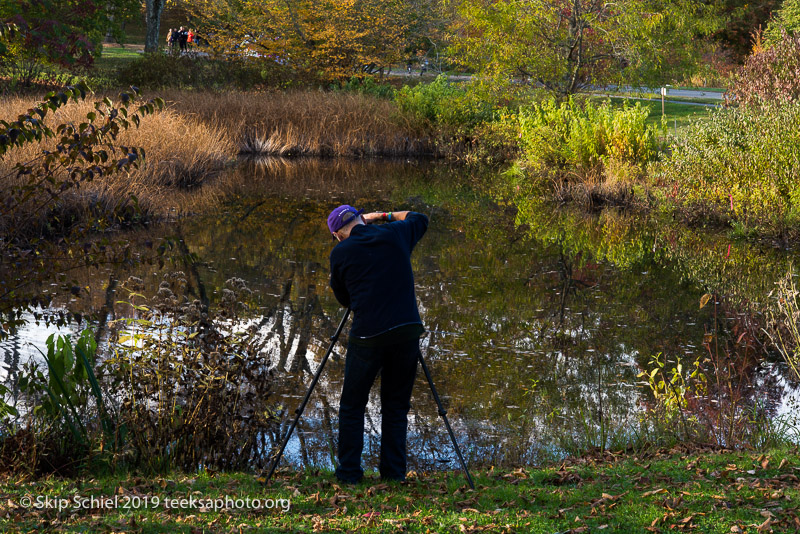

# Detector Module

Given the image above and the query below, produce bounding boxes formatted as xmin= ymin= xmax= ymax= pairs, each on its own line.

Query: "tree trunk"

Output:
xmin=144 ymin=0 xmax=166 ymax=53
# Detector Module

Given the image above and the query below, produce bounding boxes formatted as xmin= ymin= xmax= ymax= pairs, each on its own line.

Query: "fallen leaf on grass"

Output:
xmin=756 ymin=517 xmax=773 ymax=533
xmin=365 ymin=484 xmax=389 ymax=497
xmin=385 ymin=518 xmax=413 ymax=527
xmin=329 ymin=494 xmax=350 ymax=506
xmin=642 ymin=488 xmax=668 ymax=497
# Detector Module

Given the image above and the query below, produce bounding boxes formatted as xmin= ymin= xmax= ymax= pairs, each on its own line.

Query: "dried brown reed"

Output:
xmin=0 ymin=95 xmax=233 ymax=232
xmin=162 ymin=90 xmax=433 ymax=157
xmin=1 ymin=88 xmax=434 ymax=234
xmin=550 ymin=161 xmax=650 ymax=210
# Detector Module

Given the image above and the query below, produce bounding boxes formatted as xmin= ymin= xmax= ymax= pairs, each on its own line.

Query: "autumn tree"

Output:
xmin=0 ymin=0 xmax=138 ymax=86
xmin=185 ymin=0 xmax=447 ymax=79
xmin=451 ymin=0 xmax=721 ymax=96
xmin=766 ymin=0 xmax=800 ymax=44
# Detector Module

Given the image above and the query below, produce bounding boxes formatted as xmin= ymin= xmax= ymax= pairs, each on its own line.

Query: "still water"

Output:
xmin=2 ymin=158 xmax=799 ymax=470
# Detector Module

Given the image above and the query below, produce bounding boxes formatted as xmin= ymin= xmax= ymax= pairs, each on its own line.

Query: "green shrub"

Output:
xmin=115 ymin=53 xmax=302 ymax=90
xmin=394 ymin=75 xmax=492 ymax=127
xmin=518 ymin=98 xmax=659 ymax=178
xmin=765 ymin=0 xmax=800 ymax=44
xmin=335 ymin=76 xmax=395 ymax=99
xmin=651 ymin=102 xmax=800 ymax=225
xmin=106 ymin=275 xmax=277 ymax=473
xmin=466 ymin=108 xmax=521 ymax=163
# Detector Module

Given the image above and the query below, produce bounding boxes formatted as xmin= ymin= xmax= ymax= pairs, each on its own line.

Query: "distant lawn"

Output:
xmin=100 ymin=45 xmax=143 ymax=60
xmin=671 ymin=85 xmax=727 ymax=93
xmin=94 ymin=44 xmax=142 ymax=77
xmin=592 ymin=96 xmax=715 ymax=138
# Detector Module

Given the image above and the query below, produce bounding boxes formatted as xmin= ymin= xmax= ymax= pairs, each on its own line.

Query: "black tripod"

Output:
xmin=262 ymin=309 xmax=474 ymax=489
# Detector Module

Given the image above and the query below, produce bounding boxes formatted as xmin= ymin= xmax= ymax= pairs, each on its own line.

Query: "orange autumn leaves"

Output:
xmin=186 ymin=0 xmax=439 ymax=80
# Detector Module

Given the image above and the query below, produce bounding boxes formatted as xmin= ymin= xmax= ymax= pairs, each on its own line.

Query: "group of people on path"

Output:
xmin=166 ymin=27 xmax=194 ymax=52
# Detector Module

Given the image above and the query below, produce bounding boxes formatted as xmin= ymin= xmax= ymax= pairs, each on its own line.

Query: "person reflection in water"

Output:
xmin=327 ymin=205 xmax=429 ymax=484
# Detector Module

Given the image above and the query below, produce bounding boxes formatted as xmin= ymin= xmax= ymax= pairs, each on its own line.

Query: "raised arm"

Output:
xmin=362 ymin=211 xmax=411 ymax=223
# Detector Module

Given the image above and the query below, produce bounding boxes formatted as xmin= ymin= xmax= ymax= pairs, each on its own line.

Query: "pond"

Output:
xmin=2 ymin=158 xmax=799 ymax=471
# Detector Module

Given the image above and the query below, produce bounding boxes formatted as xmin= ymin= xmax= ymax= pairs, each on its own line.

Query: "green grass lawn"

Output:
xmin=3 ymin=446 xmax=798 ymax=533
xmin=593 ymin=96 xmax=715 ymax=138
xmin=93 ymin=44 xmax=142 ymax=81
xmin=671 ymin=86 xmax=728 ymax=94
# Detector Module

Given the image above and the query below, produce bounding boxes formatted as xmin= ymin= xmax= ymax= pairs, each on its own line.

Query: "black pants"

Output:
xmin=335 ymin=338 xmax=419 ymax=483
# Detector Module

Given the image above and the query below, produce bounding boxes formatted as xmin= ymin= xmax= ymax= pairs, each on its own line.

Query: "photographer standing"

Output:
xmin=327 ymin=205 xmax=429 ymax=484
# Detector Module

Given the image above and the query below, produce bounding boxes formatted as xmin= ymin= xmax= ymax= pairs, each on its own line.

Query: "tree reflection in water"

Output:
xmin=2 ymin=158 xmax=797 ymax=470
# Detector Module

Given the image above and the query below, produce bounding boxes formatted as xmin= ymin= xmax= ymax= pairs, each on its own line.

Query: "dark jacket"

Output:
xmin=329 ymin=212 xmax=428 ymax=340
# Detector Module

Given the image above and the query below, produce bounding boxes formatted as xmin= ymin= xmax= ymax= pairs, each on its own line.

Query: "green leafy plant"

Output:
xmin=765 ymin=0 xmax=800 ymax=44
xmin=395 ymin=75 xmax=492 ymax=127
xmin=638 ymin=352 xmax=706 ymax=441
xmin=651 ymin=102 xmax=800 ymax=228
xmin=11 ymin=328 xmax=122 ymax=474
xmin=20 ymin=330 xmax=113 ymax=444
xmin=335 ymin=76 xmax=396 ymax=99
xmin=518 ymin=97 xmax=659 ymax=177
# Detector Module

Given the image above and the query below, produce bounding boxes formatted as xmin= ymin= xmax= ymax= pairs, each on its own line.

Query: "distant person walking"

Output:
xmin=187 ymin=29 xmax=195 ymax=49
xmin=168 ymin=28 xmax=179 ymax=52
xmin=178 ymin=26 xmax=189 ymax=52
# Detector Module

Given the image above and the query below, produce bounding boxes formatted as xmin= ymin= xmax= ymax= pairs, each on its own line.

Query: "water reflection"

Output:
xmin=2 ymin=158 xmax=799 ymax=470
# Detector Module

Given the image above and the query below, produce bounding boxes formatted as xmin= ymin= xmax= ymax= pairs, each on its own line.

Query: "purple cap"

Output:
xmin=327 ymin=205 xmax=364 ymax=234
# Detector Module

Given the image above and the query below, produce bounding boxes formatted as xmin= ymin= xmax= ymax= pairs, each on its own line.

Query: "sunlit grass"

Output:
xmin=593 ymin=96 xmax=716 ymax=137
xmin=3 ymin=447 xmax=798 ymax=533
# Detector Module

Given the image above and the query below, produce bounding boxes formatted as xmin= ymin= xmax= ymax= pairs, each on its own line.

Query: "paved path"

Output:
xmin=389 ymin=70 xmax=725 ymax=101
xmin=603 ymin=85 xmax=725 ymax=100
xmin=595 ymin=94 xmax=720 ymax=108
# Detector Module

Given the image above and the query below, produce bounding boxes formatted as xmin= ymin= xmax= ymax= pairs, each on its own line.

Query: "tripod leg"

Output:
xmin=418 ymin=352 xmax=475 ymax=490
xmin=261 ymin=308 xmax=350 ymax=485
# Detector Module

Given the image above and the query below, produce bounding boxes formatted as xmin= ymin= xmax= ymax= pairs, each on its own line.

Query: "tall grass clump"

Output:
xmin=0 ymin=93 xmax=232 ymax=235
xmin=650 ymin=103 xmax=800 ymax=228
xmin=166 ymin=89 xmax=431 ymax=157
xmin=768 ymin=268 xmax=800 ymax=382
xmin=517 ymin=98 xmax=659 ymax=204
